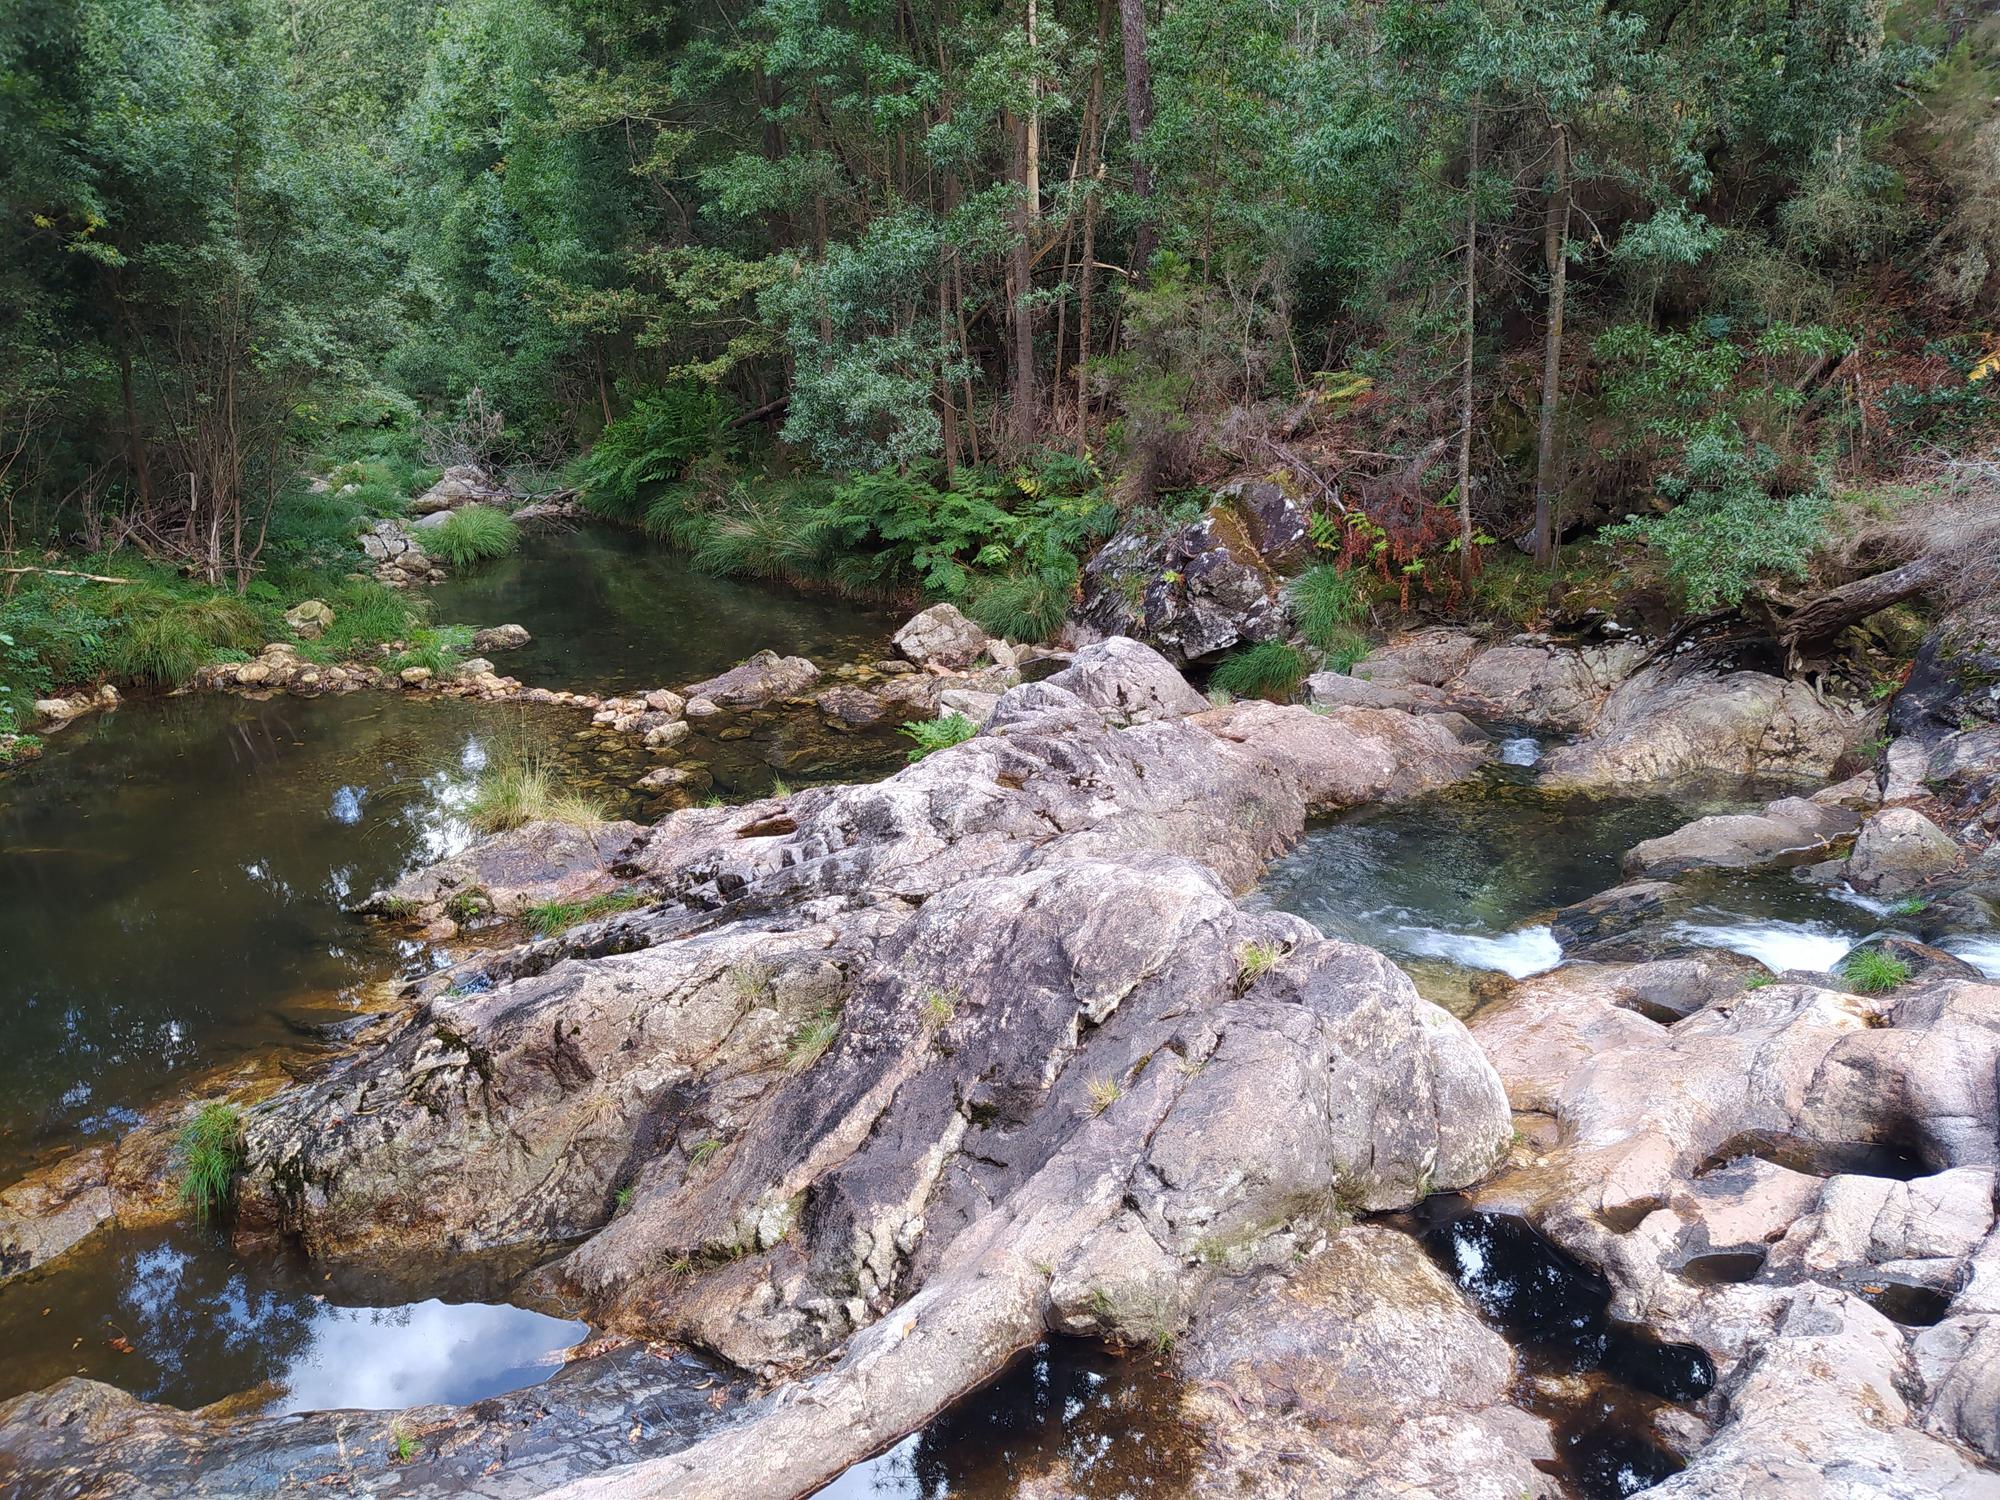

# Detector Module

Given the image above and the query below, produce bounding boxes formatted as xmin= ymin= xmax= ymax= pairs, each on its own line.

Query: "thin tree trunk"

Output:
xmin=1457 ymin=95 xmax=1481 ymax=592
xmin=1117 ymin=0 xmax=1156 ymax=280
xmin=1532 ymin=121 xmax=1570 ymax=567
xmin=1007 ymin=110 xmax=1038 ymax=445
xmin=1074 ymin=1 xmax=1108 ymax=451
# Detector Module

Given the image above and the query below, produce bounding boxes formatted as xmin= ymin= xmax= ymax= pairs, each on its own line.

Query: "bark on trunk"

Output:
xmin=1781 ymin=554 xmax=1948 ymax=658
xmin=1457 ymin=96 xmax=1480 ymax=592
xmin=1117 ymin=0 xmax=1156 ymax=280
xmin=1532 ymin=121 xmax=1570 ymax=568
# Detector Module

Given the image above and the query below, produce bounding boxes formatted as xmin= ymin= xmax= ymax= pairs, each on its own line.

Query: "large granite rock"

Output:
xmin=891 ymin=603 xmax=988 ymax=669
xmin=680 ymin=650 xmax=821 ymax=709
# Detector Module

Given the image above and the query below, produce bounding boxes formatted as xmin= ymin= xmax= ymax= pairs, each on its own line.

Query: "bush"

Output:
xmin=466 ymin=759 xmax=611 ymax=833
xmin=899 ymin=712 xmax=980 ymax=762
xmin=429 ymin=506 xmax=521 ymax=568
xmin=177 ymin=1102 xmax=244 ymax=1222
xmin=1209 ymin=641 xmax=1308 ymax=700
xmin=574 ymin=384 xmax=725 ymax=521
xmin=1841 ymin=947 xmax=1911 ymax=995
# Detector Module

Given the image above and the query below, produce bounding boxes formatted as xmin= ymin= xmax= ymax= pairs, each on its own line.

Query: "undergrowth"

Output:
xmin=177 ymin=1102 xmax=245 ymax=1222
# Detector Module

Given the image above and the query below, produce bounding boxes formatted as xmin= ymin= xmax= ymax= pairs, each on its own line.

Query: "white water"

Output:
xmin=1665 ymin=919 xmax=1857 ymax=974
xmin=1394 ymin=923 xmax=1564 ymax=979
xmin=1497 ymin=736 xmax=1542 ymax=767
xmin=1943 ymin=936 xmax=2000 ymax=978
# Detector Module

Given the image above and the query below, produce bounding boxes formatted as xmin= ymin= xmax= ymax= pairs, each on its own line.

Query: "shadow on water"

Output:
xmin=1397 ymin=1202 xmax=1713 ymax=1500
xmin=426 ymin=522 xmax=898 ymax=694
xmin=813 ymin=1338 xmax=1195 ymax=1500
xmin=0 ymin=1223 xmax=583 ymax=1411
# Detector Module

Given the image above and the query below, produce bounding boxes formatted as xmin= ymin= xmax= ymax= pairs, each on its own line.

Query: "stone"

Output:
xmin=1042 ymin=636 xmax=1209 ymax=725
xmin=936 ymin=688 xmax=1000 ymax=725
xmin=1352 ymin=628 xmax=1484 ymax=688
xmin=681 ymin=650 xmax=820 ymax=709
xmin=642 ymin=688 xmax=686 ymax=717
xmin=643 ymin=721 xmax=690 ymax=750
xmin=398 ymin=666 xmax=433 ymax=686
xmin=1891 ymin=598 xmax=2000 ymax=746
xmin=1073 ymin=507 xmax=1288 ymax=663
xmin=1624 ymin=796 xmax=1863 ymax=879
xmin=892 ymin=603 xmax=988 ymax=670
xmin=1302 ymin=670 xmax=1444 ymax=713
xmin=1214 ymin=477 xmax=1313 ymax=568
xmin=1445 ymin=638 xmax=1646 ymax=733
xmin=282 ymin=599 xmax=334 ymax=639
xmin=357 ymin=818 xmax=643 ymax=924
xmin=1847 ymin=807 xmax=1960 ymax=893
xmin=453 ymin=657 xmax=495 ymax=679
xmin=1542 ymin=657 xmax=1866 ymax=787
xmin=471 ymin=623 xmax=532 ymax=652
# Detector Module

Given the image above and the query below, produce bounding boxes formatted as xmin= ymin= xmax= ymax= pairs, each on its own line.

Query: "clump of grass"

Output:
xmin=786 ymin=1006 xmax=842 ymax=1073
xmin=429 ymin=506 xmax=521 ymax=568
xmin=689 ymin=1137 xmax=725 ymax=1168
xmin=920 ymin=987 xmax=959 ymax=1029
xmin=1842 ymin=947 xmax=1912 ymax=995
xmin=388 ymin=1426 xmax=418 ymax=1463
xmin=1889 ymin=896 xmax=1930 ymax=916
xmin=177 ymin=1102 xmax=245 ymax=1222
xmin=1209 ymin=641 xmax=1307 ymax=701
xmin=387 ymin=623 xmax=474 ymax=676
xmin=523 ymin=887 xmax=648 ymax=936
xmin=106 ymin=588 xmax=266 ymax=687
xmin=1086 ymin=1075 xmax=1122 ymax=1114
xmin=967 ymin=568 xmax=1072 ymax=642
xmin=899 ymin=711 xmax=980 ymax=762
xmin=1743 ymin=973 xmax=1777 ymax=991
xmin=465 ymin=758 xmax=611 ymax=834
xmin=1289 ymin=564 xmax=1369 ymax=657
xmin=614 ymin=1185 xmax=635 ymax=1211
xmin=301 ymin=579 xmax=427 ymax=664
xmin=1238 ymin=940 xmax=1283 ymax=981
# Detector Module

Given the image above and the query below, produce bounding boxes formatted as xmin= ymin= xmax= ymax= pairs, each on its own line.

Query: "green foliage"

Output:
xmin=574 ymin=385 xmax=725 ymax=521
xmin=1210 ymin=642 xmax=1308 ymax=701
xmin=899 ymin=712 xmax=979 ymax=762
xmin=176 ymin=1102 xmax=244 ymax=1222
xmin=522 ymin=887 xmax=648 ymax=936
xmin=786 ymin=1006 xmax=841 ymax=1074
xmin=465 ymin=758 xmax=609 ymax=833
xmin=1238 ymin=941 xmax=1283 ymax=981
xmin=387 ymin=623 xmax=474 ymax=676
xmin=429 ymin=506 xmax=521 ymax=568
xmin=1841 ymin=947 xmax=1912 ymax=995
xmin=299 ymin=579 xmax=427 ymax=664
xmin=105 ymin=588 xmax=266 ymax=688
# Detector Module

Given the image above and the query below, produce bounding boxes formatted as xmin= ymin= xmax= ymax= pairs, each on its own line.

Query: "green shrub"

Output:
xmin=967 ymin=568 xmax=1072 ymax=641
xmin=177 ymin=1102 xmax=244 ymax=1222
xmin=466 ymin=759 xmax=610 ymax=833
xmin=1209 ymin=642 xmax=1308 ymax=700
xmin=301 ymin=579 xmax=427 ymax=663
xmin=786 ymin=1007 xmax=841 ymax=1073
xmin=575 ymin=384 xmax=725 ymax=521
xmin=899 ymin=712 xmax=980 ymax=762
xmin=1841 ymin=947 xmax=1911 ymax=995
xmin=429 ymin=506 xmax=521 ymax=568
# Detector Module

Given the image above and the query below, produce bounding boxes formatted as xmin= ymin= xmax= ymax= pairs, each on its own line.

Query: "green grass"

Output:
xmin=1209 ymin=641 xmax=1308 ymax=700
xmin=920 ymin=987 xmax=959 ymax=1028
xmin=899 ymin=711 xmax=980 ymax=762
xmin=1889 ymin=896 xmax=1930 ymax=916
xmin=1841 ymin=947 xmax=1912 ymax=995
xmin=785 ymin=1006 xmax=842 ymax=1073
xmin=1289 ymin=564 xmax=1369 ymax=656
xmin=523 ymin=887 xmax=648 ymax=936
xmin=1086 ymin=1076 xmax=1122 ymax=1114
xmin=1743 ymin=973 xmax=1777 ymax=990
xmin=428 ymin=506 xmax=521 ymax=568
xmin=387 ymin=623 xmax=474 ymax=676
xmin=298 ymin=579 xmax=428 ymax=663
xmin=177 ymin=1102 xmax=245 ymax=1222
xmin=465 ymin=759 xmax=612 ymax=834
xmin=967 ymin=568 xmax=1073 ymax=641
xmin=105 ymin=588 xmax=266 ymax=687
xmin=1238 ymin=940 xmax=1283 ymax=981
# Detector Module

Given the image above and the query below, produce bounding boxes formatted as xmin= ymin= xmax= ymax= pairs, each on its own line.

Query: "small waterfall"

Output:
xmin=1393 ymin=923 xmax=1564 ymax=978
xmin=1665 ymin=919 xmax=1855 ymax=974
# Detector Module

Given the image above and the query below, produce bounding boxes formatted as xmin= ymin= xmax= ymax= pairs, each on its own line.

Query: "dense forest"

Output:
xmin=4 ymin=0 xmax=2000 ymax=739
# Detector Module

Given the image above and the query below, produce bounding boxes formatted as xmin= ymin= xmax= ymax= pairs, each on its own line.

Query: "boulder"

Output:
xmin=1043 ymin=636 xmax=1209 ymax=725
xmin=1542 ymin=658 xmax=1865 ymax=788
xmin=681 ymin=650 xmax=821 ymax=709
xmin=356 ymin=818 xmax=644 ymax=923
xmin=471 ymin=623 xmax=532 ymax=652
xmin=1444 ymin=638 xmax=1646 ymax=733
xmin=891 ymin=603 xmax=988 ymax=670
xmin=1074 ymin=508 xmax=1288 ymax=663
xmin=282 ymin=599 xmax=333 ymax=640
xmin=1352 ymin=628 xmax=1485 ymax=689
xmin=1624 ymin=796 xmax=1863 ymax=879
xmin=1847 ymin=808 xmax=1961 ymax=893
xmin=1891 ymin=598 xmax=2000 ymax=746
xmin=1213 ymin=478 xmax=1313 ymax=568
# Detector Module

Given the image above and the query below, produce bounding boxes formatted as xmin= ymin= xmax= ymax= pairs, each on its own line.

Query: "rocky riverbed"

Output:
xmin=4 ymin=564 xmax=2000 ymax=1498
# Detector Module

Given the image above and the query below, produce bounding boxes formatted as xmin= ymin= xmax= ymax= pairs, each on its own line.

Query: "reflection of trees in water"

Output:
xmin=118 ymin=1235 xmax=323 ymax=1406
xmin=907 ymin=1341 xmax=1194 ymax=1500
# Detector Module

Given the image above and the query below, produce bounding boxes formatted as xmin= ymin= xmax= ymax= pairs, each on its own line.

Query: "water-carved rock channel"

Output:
xmin=4 ymin=559 xmax=2000 ymax=1499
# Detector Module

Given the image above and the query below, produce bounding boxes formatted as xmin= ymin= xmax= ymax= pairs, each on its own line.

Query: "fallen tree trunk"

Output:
xmin=1779 ymin=552 xmax=1947 ymax=660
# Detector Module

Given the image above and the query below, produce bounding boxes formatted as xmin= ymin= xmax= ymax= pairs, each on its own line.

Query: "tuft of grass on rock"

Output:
xmin=1209 ymin=641 xmax=1307 ymax=701
xmin=786 ymin=1007 xmax=841 ymax=1074
xmin=429 ymin=506 xmax=521 ymax=568
xmin=523 ymin=887 xmax=648 ymax=936
xmin=1086 ymin=1075 xmax=1123 ymax=1114
xmin=177 ymin=1102 xmax=245 ymax=1222
xmin=899 ymin=711 xmax=979 ymax=762
xmin=466 ymin=759 xmax=611 ymax=835
xmin=1841 ymin=947 xmax=1912 ymax=995
xmin=1238 ymin=940 xmax=1283 ymax=981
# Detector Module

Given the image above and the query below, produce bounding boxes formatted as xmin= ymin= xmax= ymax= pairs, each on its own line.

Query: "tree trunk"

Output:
xmin=1007 ymin=108 xmax=1038 ymax=446
xmin=1457 ymin=95 xmax=1480 ymax=592
xmin=1780 ymin=554 xmax=1948 ymax=659
xmin=1532 ymin=120 xmax=1570 ymax=568
xmin=1117 ymin=0 xmax=1156 ymax=280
